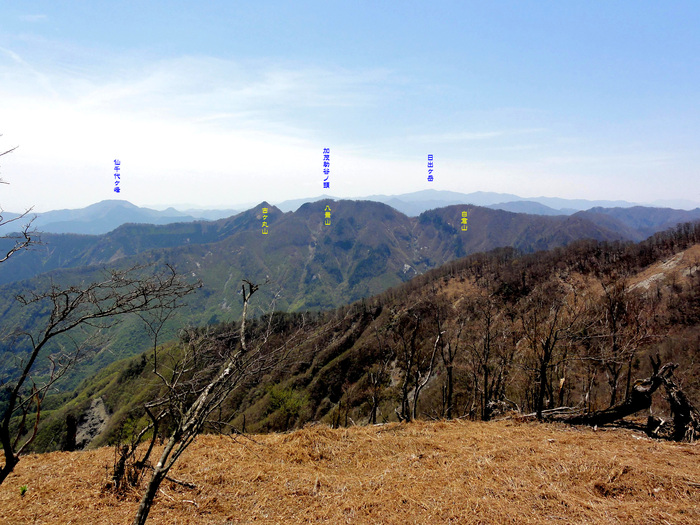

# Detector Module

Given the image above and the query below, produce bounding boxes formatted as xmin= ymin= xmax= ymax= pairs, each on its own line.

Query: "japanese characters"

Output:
xmin=427 ymin=154 xmax=434 ymax=182
xmin=323 ymin=148 xmax=330 ymax=189
xmin=113 ymin=159 xmax=121 ymax=193
xmin=262 ymin=207 xmax=269 ymax=234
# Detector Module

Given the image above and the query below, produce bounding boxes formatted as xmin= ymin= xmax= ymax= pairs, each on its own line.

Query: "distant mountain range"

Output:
xmin=3 ymin=190 xmax=698 ymax=237
xmin=0 ymin=200 xmax=621 ymax=288
xmin=573 ymin=206 xmax=700 ymax=241
xmin=275 ymin=190 xmax=641 ymax=217
xmin=0 ymin=200 xmax=239 ymax=236
xmin=486 ymin=201 xmax=573 ymax=216
xmin=2 ymin=197 xmax=699 ymax=288
xmin=2 ymin=197 xmax=699 ymax=390
xmin=0 ymin=199 xmax=638 ymax=381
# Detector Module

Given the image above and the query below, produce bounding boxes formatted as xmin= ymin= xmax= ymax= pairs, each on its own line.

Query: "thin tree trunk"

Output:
xmin=133 ymin=466 xmax=168 ymax=525
xmin=411 ymin=332 xmax=441 ymax=421
xmin=536 ymin=356 xmax=548 ymax=420
xmin=132 ymin=432 xmax=180 ymax=525
xmin=482 ymin=366 xmax=491 ymax=421
xmin=400 ymin=377 xmax=410 ymax=422
xmin=624 ymin=355 xmax=634 ymax=402
xmin=446 ymin=364 xmax=454 ymax=420
xmin=608 ymin=368 xmax=620 ymax=407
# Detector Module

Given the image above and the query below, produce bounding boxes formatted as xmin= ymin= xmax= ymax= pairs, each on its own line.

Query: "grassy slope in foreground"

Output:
xmin=1 ymin=420 xmax=699 ymax=524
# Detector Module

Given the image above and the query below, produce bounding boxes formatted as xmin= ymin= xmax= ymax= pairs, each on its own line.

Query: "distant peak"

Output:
xmin=89 ymin=199 xmax=138 ymax=209
xmin=254 ymin=201 xmax=281 ymax=213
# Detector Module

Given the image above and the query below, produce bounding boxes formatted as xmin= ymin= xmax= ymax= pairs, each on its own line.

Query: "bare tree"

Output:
xmin=411 ymin=328 xmax=441 ymax=421
xmin=0 ymin=207 xmax=37 ymax=263
xmin=659 ymin=363 xmax=700 ymax=442
xmin=390 ymin=298 xmax=442 ymax=422
xmin=520 ymin=278 xmax=583 ymax=420
xmin=547 ymin=355 xmax=671 ymax=426
xmin=366 ymin=326 xmax=393 ymax=425
xmin=432 ymin=297 xmax=464 ymax=420
xmin=132 ymin=280 xmax=307 ymax=525
xmin=548 ymin=355 xmax=699 ymax=443
xmin=592 ymin=277 xmax=654 ymax=407
xmin=0 ymin=264 xmax=199 ymax=485
xmin=465 ymin=294 xmax=498 ymax=421
xmin=390 ymin=305 xmax=422 ymax=422
xmin=0 ymin=142 xmax=39 ymax=263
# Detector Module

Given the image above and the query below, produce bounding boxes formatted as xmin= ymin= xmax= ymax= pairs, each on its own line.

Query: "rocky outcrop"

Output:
xmin=75 ymin=397 xmax=109 ymax=450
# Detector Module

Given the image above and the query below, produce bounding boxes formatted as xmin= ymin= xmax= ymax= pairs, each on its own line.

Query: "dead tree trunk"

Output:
xmin=536 ymin=353 xmax=699 ymax=443
xmin=410 ymin=331 xmax=442 ymax=421
xmin=549 ymin=357 xmax=671 ymax=426
xmin=659 ymin=364 xmax=700 ymax=442
xmin=546 ymin=357 xmax=700 ymax=443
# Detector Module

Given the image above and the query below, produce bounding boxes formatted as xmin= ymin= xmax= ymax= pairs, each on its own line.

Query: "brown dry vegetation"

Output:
xmin=23 ymin=228 xmax=700 ymax=453
xmin=2 ymin=420 xmax=699 ymax=524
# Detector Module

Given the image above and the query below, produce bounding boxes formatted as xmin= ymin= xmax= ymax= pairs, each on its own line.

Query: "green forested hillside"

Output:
xmin=28 ymin=221 xmax=700 ymax=452
xmin=0 ymin=200 xmax=633 ymax=389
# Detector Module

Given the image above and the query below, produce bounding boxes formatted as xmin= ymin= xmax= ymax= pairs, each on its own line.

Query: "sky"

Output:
xmin=0 ymin=1 xmax=699 ymax=212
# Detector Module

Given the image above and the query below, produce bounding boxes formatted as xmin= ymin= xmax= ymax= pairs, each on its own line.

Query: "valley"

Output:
xmin=4 ymin=198 xmax=671 ymax=388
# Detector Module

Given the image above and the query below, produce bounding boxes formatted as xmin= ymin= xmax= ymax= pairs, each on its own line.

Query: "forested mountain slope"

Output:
xmin=30 ymin=221 xmax=700 ymax=453
xmin=0 ymin=199 xmax=632 ymax=387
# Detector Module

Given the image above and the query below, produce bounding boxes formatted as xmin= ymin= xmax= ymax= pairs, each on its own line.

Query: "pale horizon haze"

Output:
xmin=1 ymin=2 xmax=699 ymax=213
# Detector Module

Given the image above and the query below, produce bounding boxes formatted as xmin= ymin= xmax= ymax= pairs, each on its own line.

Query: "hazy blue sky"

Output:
xmin=1 ymin=1 xmax=699 ymax=212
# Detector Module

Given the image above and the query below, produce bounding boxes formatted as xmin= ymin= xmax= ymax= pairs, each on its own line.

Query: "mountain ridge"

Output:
xmin=0 ymin=199 xmax=639 ymax=388
xmin=4 ymin=191 xmax=699 ymax=238
xmin=24 ymin=221 xmax=700 ymax=457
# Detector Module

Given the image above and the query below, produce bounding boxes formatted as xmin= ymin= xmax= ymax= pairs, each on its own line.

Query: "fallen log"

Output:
xmin=517 ymin=406 xmax=583 ymax=421
xmin=544 ymin=356 xmax=699 ymax=443
xmin=550 ymin=357 xmax=671 ymax=426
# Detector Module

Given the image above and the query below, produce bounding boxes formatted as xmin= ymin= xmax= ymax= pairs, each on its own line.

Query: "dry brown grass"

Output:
xmin=1 ymin=420 xmax=699 ymax=524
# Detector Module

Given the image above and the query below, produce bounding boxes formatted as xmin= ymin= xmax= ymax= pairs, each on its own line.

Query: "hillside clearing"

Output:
xmin=1 ymin=420 xmax=699 ymax=524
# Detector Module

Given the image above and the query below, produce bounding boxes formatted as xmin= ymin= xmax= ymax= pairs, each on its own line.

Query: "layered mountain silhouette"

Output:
xmin=1 ymin=198 xmax=699 ymax=387
xmin=4 ymin=190 xmax=698 ymax=239
xmin=574 ymin=206 xmax=700 ymax=241
xmin=0 ymin=199 xmax=239 ymax=236
xmin=277 ymin=190 xmax=646 ymax=216
xmin=3 ymin=199 xmax=700 ymax=291
xmin=0 ymin=199 xmax=627 ymax=289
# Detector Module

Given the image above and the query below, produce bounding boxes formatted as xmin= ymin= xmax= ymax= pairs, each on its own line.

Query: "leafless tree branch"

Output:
xmin=0 ymin=263 xmax=200 ymax=486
